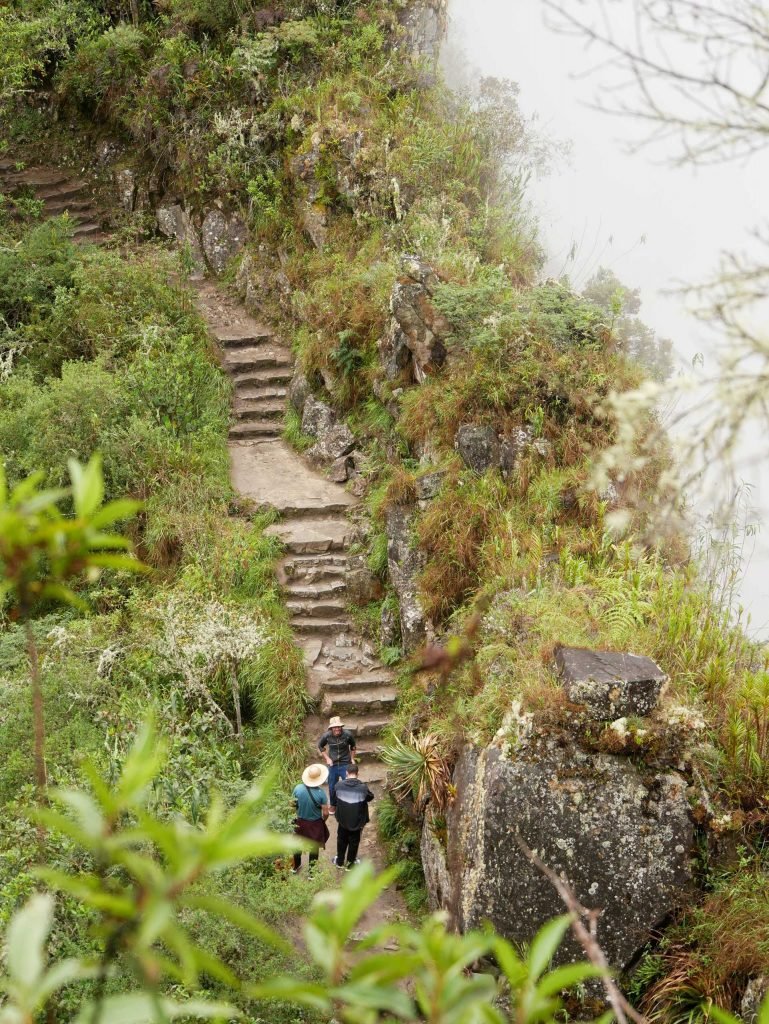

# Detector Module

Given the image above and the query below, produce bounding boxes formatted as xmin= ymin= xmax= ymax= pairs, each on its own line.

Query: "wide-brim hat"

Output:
xmin=328 ymin=716 xmax=344 ymax=728
xmin=302 ymin=763 xmax=329 ymax=787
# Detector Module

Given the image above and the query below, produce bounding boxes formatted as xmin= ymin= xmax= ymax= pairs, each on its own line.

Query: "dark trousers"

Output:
xmin=293 ymin=849 xmax=318 ymax=870
xmin=328 ymin=763 xmax=348 ymax=807
xmin=337 ymin=824 xmax=362 ymax=866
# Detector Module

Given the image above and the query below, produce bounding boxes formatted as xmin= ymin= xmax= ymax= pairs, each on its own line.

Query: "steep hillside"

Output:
xmin=2 ymin=0 xmax=769 ymax=1018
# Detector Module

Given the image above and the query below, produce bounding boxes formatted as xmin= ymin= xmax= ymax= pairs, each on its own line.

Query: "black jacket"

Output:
xmin=334 ymin=777 xmax=374 ymax=831
xmin=318 ymin=728 xmax=356 ymax=765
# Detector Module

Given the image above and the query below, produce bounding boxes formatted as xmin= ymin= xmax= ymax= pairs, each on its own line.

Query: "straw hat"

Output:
xmin=328 ymin=716 xmax=344 ymax=728
xmin=302 ymin=763 xmax=329 ymax=787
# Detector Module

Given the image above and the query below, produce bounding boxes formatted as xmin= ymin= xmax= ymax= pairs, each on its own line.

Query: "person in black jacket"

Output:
xmin=332 ymin=763 xmax=374 ymax=870
xmin=318 ymin=715 xmax=356 ymax=812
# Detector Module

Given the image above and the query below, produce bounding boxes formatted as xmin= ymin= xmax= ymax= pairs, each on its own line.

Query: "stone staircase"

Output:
xmin=194 ymin=281 xmax=395 ymax=791
xmin=0 ymin=160 xmax=106 ymax=242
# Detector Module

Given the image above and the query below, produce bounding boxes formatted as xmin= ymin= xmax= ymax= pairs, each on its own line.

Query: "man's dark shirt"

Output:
xmin=334 ymin=777 xmax=374 ymax=831
xmin=318 ymin=729 xmax=356 ymax=765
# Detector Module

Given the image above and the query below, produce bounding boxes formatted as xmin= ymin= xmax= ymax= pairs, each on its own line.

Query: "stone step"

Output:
xmin=290 ymin=616 xmax=350 ymax=635
xmin=228 ymin=420 xmax=282 ymax=439
xmin=287 ymin=597 xmax=347 ymax=618
xmin=232 ymin=367 xmax=294 ymax=387
xmin=6 ymin=168 xmax=70 ymax=187
xmin=235 ymin=397 xmax=285 ymax=419
xmin=42 ymin=198 xmax=95 ymax=215
xmin=37 ymin=181 xmax=88 ymax=201
xmin=320 ymin=670 xmax=395 ymax=692
xmin=322 ymin=687 xmax=398 ymax=716
xmin=279 ymin=558 xmax=347 ymax=586
xmin=72 ymin=222 xmax=101 ymax=237
xmin=235 ymin=384 xmax=288 ymax=401
xmin=224 ymin=347 xmax=292 ymax=372
xmin=358 ymin=761 xmax=387 ymax=785
xmin=266 ymin=516 xmax=354 ymax=554
xmin=285 ymin=579 xmax=346 ymax=600
xmin=212 ymin=324 xmax=273 ymax=348
xmin=342 ymin=715 xmax=390 ymax=739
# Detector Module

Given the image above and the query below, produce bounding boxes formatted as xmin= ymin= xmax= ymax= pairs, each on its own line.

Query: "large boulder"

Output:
xmin=301 ymin=395 xmax=335 ymax=438
xmin=429 ymin=740 xmax=693 ymax=971
xmin=455 ymin=424 xmax=501 ymax=473
xmin=555 ymin=646 xmax=668 ymax=721
xmin=386 ymin=506 xmax=429 ymax=652
xmin=201 ymin=209 xmax=248 ymax=275
xmin=379 ymin=256 xmax=449 ymax=384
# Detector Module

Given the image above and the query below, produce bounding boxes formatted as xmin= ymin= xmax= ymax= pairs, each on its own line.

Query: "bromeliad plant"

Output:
xmin=380 ymin=732 xmax=452 ymax=812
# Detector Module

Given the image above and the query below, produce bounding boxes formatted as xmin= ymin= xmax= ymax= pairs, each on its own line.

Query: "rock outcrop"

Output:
xmin=386 ymin=505 xmax=429 ymax=652
xmin=156 ymin=202 xmax=247 ymax=275
xmin=425 ymin=741 xmax=693 ymax=971
xmin=379 ymin=256 xmax=449 ymax=384
xmin=555 ymin=646 xmax=668 ymax=721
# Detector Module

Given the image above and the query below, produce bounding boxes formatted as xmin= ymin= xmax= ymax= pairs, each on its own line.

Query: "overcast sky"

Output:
xmin=444 ymin=0 xmax=769 ymax=632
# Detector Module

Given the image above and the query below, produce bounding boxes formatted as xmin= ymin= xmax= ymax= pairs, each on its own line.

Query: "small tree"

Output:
xmin=0 ymin=454 xmax=143 ymax=794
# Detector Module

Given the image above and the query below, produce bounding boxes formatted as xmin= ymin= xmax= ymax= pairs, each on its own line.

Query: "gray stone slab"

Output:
xmin=555 ymin=646 xmax=667 ymax=720
xmin=229 ymin=440 xmax=356 ymax=516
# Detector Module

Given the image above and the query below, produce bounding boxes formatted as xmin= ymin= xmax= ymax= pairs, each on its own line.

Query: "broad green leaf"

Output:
xmin=54 ymin=788 xmax=104 ymax=838
xmin=709 ymin=1008 xmax=741 ymax=1024
xmin=73 ymin=993 xmax=240 ymax=1024
xmin=304 ymin=920 xmax=338 ymax=974
xmin=181 ymin=893 xmax=290 ymax=952
xmin=38 ymin=583 xmax=88 ymax=611
xmin=37 ymin=957 xmax=96 ymax=1001
xmin=89 ymin=498 xmax=142 ymax=529
xmin=116 ymin=721 xmax=165 ymax=803
xmin=494 ymin=937 xmax=527 ymax=986
xmin=759 ymin=994 xmax=769 ymax=1024
xmin=526 ymin=914 xmax=573 ymax=980
xmin=535 ymin=961 xmax=604 ymax=997
xmin=246 ymin=978 xmax=330 ymax=1011
xmin=329 ymin=981 xmax=415 ymax=1018
xmin=69 ymin=455 xmax=104 ymax=518
xmin=6 ymin=893 xmax=52 ymax=991
xmin=85 ymin=553 xmax=147 ymax=573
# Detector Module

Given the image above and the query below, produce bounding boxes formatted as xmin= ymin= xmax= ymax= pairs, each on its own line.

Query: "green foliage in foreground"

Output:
xmin=0 ymin=721 xmax=609 ymax=1024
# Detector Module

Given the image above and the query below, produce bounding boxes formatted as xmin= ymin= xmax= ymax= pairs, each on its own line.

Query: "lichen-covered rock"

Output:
xmin=379 ymin=256 xmax=449 ymax=384
xmin=307 ymin=424 xmax=356 ymax=464
xmin=380 ymin=602 xmax=400 ymax=648
xmin=455 ymin=424 xmax=501 ymax=473
xmin=201 ymin=208 xmax=248 ymax=275
xmin=328 ymin=453 xmax=354 ymax=482
xmin=301 ymin=395 xmax=335 ymax=439
xmin=499 ymin=427 xmax=551 ymax=477
xmin=434 ymin=741 xmax=692 ymax=971
xmin=386 ymin=506 xmax=429 ymax=652
xmin=288 ymin=370 xmax=311 ymax=416
xmin=346 ymin=556 xmax=384 ymax=605
xmin=555 ymin=646 xmax=668 ymax=721
xmin=156 ymin=203 xmax=204 ymax=269
xmin=399 ymin=0 xmax=447 ymax=61
xmin=741 ymin=976 xmax=769 ymax=1024
xmin=421 ymin=812 xmax=451 ymax=912
xmin=415 ymin=470 xmax=446 ymax=502
xmin=114 ymin=168 xmax=136 ymax=212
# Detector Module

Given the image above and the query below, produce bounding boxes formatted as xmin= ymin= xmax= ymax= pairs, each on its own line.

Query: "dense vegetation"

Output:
xmin=1 ymin=0 xmax=768 ymax=1017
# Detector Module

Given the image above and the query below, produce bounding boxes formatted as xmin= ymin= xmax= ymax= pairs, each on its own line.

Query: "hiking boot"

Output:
xmin=331 ymin=856 xmax=342 ymax=868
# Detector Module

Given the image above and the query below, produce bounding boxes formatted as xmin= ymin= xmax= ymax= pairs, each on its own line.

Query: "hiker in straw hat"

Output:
xmin=318 ymin=715 xmax=356 ymax=813
xmin=291 ymin=762 xmax=330 ymax=873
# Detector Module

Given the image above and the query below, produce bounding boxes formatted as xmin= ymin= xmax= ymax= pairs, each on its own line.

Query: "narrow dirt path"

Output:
xmin=0 ymin=158 xmax=408 ymax=929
